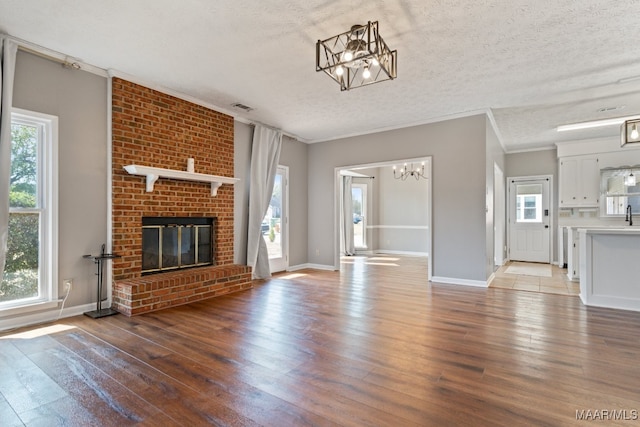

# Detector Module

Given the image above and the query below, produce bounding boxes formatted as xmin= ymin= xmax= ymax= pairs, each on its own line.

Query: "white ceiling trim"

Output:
xmin=486 ymin=109 xmax=507 ymax=154
xmin=3 ymin=33 xmax=108 ymax=77
xmin=505 ymin=145 xmax=557 ymax=155
xmin=108 ymin=69 xmax=254 ymax=126
xmin=107 ymin=68 xmax=304 ymax=141
xmin=307 ymin=109 xmax=491 ymax=144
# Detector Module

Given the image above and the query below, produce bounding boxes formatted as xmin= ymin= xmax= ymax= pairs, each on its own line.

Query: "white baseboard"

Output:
xmin=0 ymin=302 xmax=103 ymax=332
xmin=506 ymin=258 xmax=560 ymax=267
xmin=581 ymin=295 xmax=640 ymax=313
xmin=430 ymin=276 xmax=490 ymax=288
xmin=287 ymin=263 xmax=336 ymax=272
xmin=375 ymin=250 xmax=429 ymax=257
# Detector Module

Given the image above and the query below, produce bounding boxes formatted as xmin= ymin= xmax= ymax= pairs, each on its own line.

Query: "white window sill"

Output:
xmin=0 ymin=300 xmax=58 ymax=318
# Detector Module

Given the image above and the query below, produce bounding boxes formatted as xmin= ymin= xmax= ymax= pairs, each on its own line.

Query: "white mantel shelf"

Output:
xmin=124 ymin=165 xmax=239 ymax=196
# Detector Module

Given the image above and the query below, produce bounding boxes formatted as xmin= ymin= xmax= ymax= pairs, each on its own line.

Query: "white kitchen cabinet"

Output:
xmin=579 ymin=228 xmax=640 ymax=312
xmin=559 ymin=156 xmax=600 ymax=208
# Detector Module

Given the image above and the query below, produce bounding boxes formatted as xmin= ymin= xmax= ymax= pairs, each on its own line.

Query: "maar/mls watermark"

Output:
xmin=576 ymin=409 xmax=638 ymax=421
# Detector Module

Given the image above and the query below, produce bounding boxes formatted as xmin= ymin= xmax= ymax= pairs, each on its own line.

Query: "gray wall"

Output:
xmin=377 ymin=164 xmax=429 ymax=253
xmin=308 ymin=114 xmax=489 ymax=282
xmin=12 ymin=50 xmax=108 ymax=311
xmin=233 ymin=122 xmax=252 ymax=265
xmin=505 ymin=149 xmax=557 ymax=178
xmin=279 ymin=135 xmax=309 ymax=267
xmin=234 ymin=124 xmax=309 ymax=267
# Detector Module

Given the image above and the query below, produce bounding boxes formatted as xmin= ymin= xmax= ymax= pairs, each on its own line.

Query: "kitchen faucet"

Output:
xmin=626 ymin=204 xmax=633 ymax=226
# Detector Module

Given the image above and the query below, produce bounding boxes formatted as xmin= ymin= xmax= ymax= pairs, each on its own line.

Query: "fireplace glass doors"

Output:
xmin=142 ymin=217 xmax=214 ymax=274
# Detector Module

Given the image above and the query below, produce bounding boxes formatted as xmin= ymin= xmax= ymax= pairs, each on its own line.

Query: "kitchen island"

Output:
xmin=579 ymin=227 xmax=640 ymax=312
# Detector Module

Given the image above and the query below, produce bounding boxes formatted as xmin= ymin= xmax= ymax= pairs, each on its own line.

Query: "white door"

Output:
xmin=509 ymin=178 xmax=550 ymax=263
xmin=262 ymin=166 xmax=288 ymax=273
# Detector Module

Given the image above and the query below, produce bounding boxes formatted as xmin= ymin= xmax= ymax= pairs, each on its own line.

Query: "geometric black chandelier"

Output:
xmin=316 ymin=21 xmax=397 ymax=91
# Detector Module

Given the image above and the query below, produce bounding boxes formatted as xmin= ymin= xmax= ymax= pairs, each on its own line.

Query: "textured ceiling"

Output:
xmin=2 ymin=0 xmax=640 ymax=151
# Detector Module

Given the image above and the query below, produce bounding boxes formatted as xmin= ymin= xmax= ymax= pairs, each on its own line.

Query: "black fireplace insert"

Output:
xmin=142 ymin=217 xmax=215 ymax=274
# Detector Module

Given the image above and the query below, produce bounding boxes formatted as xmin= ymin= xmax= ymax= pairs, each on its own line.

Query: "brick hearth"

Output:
xmin=111 ymin=78 xmax=252 ymax=316
xmin=113 ymin=265 xmax=252 ymax=316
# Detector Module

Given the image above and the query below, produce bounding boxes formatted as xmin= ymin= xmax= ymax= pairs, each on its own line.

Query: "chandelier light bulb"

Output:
xmin=631 ymin=124 xmax=639 ymax=140
xmin=371 ymin=57 xmax=379 ymax=66
xmin=344 ymin=51 xmax=353 ymax=61
xmin=335 ymin=66 xmax=344 ymax=76
xmin=362 ymin=67 xmax=371 ymax=79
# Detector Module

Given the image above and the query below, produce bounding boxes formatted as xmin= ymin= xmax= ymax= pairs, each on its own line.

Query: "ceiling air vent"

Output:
xmin=231 ymin=102 xmax=254 ymax=112
xmin=596 ymin=105 xmax=625 ymax=113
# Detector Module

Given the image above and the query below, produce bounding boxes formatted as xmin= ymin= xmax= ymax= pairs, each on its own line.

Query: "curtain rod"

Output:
xmin=248 ymin=121 xmax=300 ymax=141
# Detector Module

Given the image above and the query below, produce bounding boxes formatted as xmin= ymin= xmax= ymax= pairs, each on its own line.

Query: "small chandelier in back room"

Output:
xmin=393 ymin=162 xmax=426 ymax=181
xmin=316 ymin=21 xmax=397 ymax=91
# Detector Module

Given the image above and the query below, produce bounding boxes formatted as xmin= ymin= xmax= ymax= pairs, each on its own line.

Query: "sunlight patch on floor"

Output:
xmin=1 ymin=323 xmax=76 ymax=340
xmin=278 ymin=273 xmax=308 ymax=280
xmin=368 ymin=257 xmax=400 ymax=262
xmin=340 ymin=258 xmax=400 ymax=267
xmin=364 ymin=262 xmax=399 ymax=267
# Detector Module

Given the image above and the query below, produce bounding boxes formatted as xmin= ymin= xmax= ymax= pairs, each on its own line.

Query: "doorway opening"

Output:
xmin=262 ymin=165 xmax=288 ymax=273
xmin=334 ymin=157 xmax=432 ymax=281
xmin=352 ymin=183 xmax=367 ymax=249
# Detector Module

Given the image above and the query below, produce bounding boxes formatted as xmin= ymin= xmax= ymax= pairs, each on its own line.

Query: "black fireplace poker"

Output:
xmin=83 ymin=243 xmax=121 ymax=319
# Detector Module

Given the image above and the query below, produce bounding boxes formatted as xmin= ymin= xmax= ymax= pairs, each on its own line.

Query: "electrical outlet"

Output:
xmin=315 ymin=249 xmax=320 ymax=256
xmin=63 ymin=279 xmax=73 ymax=292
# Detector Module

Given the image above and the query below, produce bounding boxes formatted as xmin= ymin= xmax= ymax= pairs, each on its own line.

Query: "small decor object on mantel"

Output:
xmin=187 ymin=158 xmax=195 ymax=173
xmin=83 ymin=244 xmax=121 ymax=319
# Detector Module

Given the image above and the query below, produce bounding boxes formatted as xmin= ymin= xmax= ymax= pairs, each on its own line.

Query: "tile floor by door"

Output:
xmin=491 ymin=262 xmax=580 ymax=296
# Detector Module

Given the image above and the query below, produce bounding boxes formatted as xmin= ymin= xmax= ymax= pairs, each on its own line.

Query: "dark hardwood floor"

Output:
xmin=1 ymin=254 xmax=640 ymax=426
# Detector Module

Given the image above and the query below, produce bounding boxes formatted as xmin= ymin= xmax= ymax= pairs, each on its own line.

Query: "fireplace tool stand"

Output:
xmin=83 ymin=244 xmax=121 ymax=319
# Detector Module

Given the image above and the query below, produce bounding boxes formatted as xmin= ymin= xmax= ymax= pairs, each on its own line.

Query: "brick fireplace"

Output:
xmin=111 ymin=78 xmax=252 ymax=316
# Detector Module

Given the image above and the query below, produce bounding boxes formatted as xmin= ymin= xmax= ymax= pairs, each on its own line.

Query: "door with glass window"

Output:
xmin=262 ymin=166 xmax=288 ymax=273
xmin=509 ymin=178 xmax=550 ymax=263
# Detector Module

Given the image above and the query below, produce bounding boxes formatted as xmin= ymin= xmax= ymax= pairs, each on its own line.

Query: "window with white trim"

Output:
xmin=515 ymin=192 xmax=542 ymax=223
xmin=1 ymin=109 xmax=58 ymax=313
